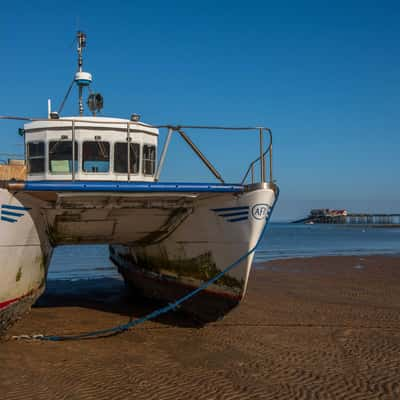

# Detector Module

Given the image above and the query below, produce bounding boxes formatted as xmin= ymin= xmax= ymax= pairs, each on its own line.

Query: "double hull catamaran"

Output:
xmin=0 ymin=33 xmax=278 ymax=334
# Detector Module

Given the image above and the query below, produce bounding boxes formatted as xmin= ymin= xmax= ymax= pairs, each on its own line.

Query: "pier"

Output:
xmin=343 ymin=213 xmax=400 ymax=225
xmin=293 ymin=209 xmax=400 ymax=226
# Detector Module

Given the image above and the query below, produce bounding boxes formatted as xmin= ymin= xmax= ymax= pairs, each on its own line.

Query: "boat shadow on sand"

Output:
xmin=34 ymin=277 xmax=207 ymax=329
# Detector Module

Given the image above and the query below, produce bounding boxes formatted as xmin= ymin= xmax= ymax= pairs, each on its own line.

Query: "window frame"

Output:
xmin=113 ymin=141 xmax=141 ymax=175
xmin=142 ymin=143 xmax=156 ymax=176
xmin=81 ymin=140 xmax=111 ymax=174
xmin=26 ymin=141 xmax=45 ymax=175
xmin=48 ymin=140 xmax=78 ymax=175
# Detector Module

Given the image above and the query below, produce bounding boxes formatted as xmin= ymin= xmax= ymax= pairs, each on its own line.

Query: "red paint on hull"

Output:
xmin=0 ymin=296 xmax=22 ymax=310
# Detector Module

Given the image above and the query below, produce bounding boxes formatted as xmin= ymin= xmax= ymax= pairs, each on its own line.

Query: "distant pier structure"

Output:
xmin=293 ymin=209 xmax=400 ymax=226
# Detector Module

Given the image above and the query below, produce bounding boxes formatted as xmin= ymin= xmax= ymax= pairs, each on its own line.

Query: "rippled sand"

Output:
xmin=1 ymin=255 xmax=400 ymax=399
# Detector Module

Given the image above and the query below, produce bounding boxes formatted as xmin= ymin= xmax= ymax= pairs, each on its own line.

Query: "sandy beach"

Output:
xmin=1 ymin=255 xmax=400 ymax=400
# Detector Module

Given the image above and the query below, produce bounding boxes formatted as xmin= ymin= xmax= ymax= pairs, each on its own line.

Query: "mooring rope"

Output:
xmin=11 ymin=190 xmax=278 ymax=342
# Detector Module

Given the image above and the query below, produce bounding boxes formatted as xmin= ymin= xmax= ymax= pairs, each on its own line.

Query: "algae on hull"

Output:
xmin=15 ymin=267 xmax=22 ymax=282
xmin=124 ymin=250 xmax=244 ymax=290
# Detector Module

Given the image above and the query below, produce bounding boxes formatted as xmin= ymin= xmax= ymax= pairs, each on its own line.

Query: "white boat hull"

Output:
xmin=110 ymin=186 xmax=277 ymax=321
xmin=0 ymin=189 xmax=52 ymax=333
xmin=0 ymin=183 xmax=277 ymax=332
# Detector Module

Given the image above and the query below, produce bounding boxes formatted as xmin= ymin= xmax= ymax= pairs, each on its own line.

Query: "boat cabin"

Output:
xmin=24 ymin=117 xmax=158 ymax=182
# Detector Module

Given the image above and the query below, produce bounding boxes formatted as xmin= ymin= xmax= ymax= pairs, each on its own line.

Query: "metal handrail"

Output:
xmin=0 ymin=116 xmax=271 ymax=130
xmin=240 ymin=128 xmax=273 ymax=185
xmin=176 ymin=128 xmax=225 ymax=183
xmin=154 ymin=125 xmax=273 ymax=185
xmin=0 ymin=116 xmax=274 ymax=185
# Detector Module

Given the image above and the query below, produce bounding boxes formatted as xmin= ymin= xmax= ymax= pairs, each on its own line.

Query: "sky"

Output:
xmin=0 ymin=0 xmax=399 ymax=220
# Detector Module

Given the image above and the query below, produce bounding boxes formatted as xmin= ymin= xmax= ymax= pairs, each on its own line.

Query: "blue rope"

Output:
xmin=39 ymin=189 xmax=279 ymax=341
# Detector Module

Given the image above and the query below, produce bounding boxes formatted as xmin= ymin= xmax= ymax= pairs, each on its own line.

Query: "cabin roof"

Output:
xmin=24 ymin=116 xmax=158 ymax=135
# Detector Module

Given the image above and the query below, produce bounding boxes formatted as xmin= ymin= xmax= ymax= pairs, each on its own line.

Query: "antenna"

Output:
xmin=74 ymin=31 xmax=92 ymax=115
xmin=77 ymin=31 xmax=86 ymax=72
xmin=57 ymin=31 xmax=101 ymax=116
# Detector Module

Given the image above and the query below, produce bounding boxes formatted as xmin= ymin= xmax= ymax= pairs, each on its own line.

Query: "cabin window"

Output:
xmin=114 ymin=142 xmax=140 ymax=174
xmin=82 ymin=141 xmax=110 ymax=173
xmin=27 ymin=142 xmax=45 ymax=173
xmin=143 ymin=144 xmax=156 ymax=175
xmin=48 ymin=141 xmax=78 ymax=174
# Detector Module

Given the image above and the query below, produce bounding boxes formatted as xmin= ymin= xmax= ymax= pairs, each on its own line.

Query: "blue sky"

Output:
xmin=0 ymin=1 xmax=399 ymax=220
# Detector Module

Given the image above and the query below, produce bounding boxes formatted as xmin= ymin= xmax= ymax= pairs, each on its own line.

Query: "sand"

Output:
xmin=1 ymin=255 xmax=400 ymax=400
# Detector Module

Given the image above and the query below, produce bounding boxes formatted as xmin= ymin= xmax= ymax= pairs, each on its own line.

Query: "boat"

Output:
xmin=0 ymin=32 xmax=278 ymax=334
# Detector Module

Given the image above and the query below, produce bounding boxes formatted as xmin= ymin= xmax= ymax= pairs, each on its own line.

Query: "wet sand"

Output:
xmin=1 ymin=255 xmax=400 ymax=399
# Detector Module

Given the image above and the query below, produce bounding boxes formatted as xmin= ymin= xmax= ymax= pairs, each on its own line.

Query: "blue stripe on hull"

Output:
xmin=217 ymin=211 xmax=249 ymax=217
xmin=1 ymin=204 xmax=31 ymax=211
xmin=211 ymin=206 xmax=248 ymax=212
xmin=1 ymin=210 xmax=25 ymax=217
xmin=228 ymin=216 xmax=249 ymax=222
xmin=22 ymin=181 xmax=244 ymax=193
xmin=1 ymin=216 xmax=17 ymax=223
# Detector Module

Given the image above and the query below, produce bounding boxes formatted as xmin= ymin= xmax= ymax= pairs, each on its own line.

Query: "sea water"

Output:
xmin=255 ymin=223 xmax=400 ymax=261
xmin=48 ymin=223 xmax=400 ymax=281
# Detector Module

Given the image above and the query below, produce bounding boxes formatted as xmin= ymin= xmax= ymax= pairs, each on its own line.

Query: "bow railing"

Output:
xmin=240 ymin=128 xmax=273 ymax=185
xmin=155 ymin=125 xmax=273 ymax=186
